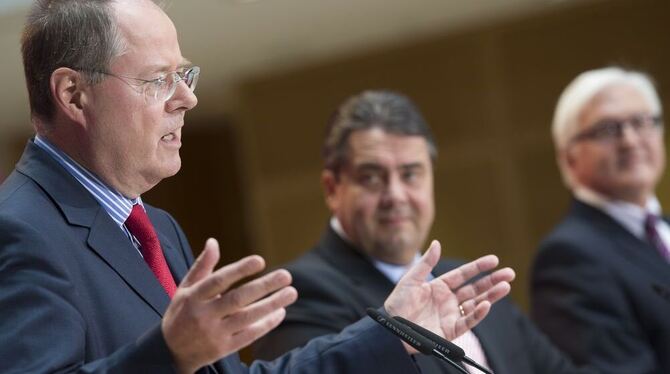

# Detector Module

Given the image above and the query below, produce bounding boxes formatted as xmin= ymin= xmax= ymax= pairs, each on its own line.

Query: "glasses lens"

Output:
xmin=186 ymin=67 xmax=200 ymax=91
xmin=149 ymin=66 xmax=201 ymax=102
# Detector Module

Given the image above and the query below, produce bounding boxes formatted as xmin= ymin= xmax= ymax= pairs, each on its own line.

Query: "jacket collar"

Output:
xmin=16 ymin=140 xmax=173 ymax=316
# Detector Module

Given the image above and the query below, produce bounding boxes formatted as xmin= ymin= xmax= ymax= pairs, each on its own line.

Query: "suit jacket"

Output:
xmin=532 ymin=199 xmax=670 ymax=374
xmin=253 ymin=226 xmax=589 ymax=374
xmin=0 ymin=141 xmax=419 ymax=374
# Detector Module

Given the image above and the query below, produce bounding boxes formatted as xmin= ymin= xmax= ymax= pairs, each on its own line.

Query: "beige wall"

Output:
xmin=233 ymin=0 xmax=670 ymax=309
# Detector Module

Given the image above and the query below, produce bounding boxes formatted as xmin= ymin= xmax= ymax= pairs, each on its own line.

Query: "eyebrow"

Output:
xmin=143 ymin=58 xmax=193 ymax=75
xmin=399 ymin=162 xmax=425 ymax=170
xmin=354 ymin=163 xmax=384 ymax=172
xmin=354 ymin=162 xmax=425 ymax=172
xmin=178 ymin=58 xmax=193 ymax=69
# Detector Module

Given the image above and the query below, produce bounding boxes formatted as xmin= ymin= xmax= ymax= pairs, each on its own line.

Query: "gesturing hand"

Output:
xmin=384 ymin=240 xmax=515 ymax=350
xmin=162 ymin=238 xmax=298 ymax=374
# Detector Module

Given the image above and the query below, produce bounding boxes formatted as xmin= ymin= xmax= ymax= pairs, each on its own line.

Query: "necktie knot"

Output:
xmin=125 ymin=204 xmax=177 ymax=297
xmin=645 ymin=213 xmax=660 ymax=226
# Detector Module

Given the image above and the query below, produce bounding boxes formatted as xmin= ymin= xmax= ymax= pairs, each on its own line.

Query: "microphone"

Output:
xmin=395 ymin=316 xmax=493 ymax=374
xmin=366 ymin=308 xmax=468 ymax=374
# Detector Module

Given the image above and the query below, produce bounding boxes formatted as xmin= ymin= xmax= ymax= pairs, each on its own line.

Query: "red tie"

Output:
xmin=125 ymin=204 xmax=177 ymax=298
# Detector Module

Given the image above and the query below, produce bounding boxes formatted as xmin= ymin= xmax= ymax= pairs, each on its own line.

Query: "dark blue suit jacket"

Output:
xmin=0 ymin=141 xmax=419 ymax=374
xmin=532 ymin=199 xmax=670 ymax=374
xmin=253 ymin=226 xmax=590 ymax=374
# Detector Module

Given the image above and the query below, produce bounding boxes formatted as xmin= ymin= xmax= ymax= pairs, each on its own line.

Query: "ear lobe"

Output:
xmin=50 ymin=67 xmax=88 ymax=124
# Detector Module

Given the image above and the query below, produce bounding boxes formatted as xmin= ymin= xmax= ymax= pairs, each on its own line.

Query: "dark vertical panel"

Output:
xmin=143 ymin=119 xmax=249 ymax=267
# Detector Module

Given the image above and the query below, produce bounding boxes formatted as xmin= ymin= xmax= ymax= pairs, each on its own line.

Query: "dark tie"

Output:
xmin=125 ymin=204 xmax=177 ymax=297
xmin=644 ymin=213 xmax=670 ymax=262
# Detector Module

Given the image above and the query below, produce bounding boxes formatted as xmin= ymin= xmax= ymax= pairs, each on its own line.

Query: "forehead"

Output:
xmin=346 ymin=128 xmax=431 ymax=166
xmin=110 ymin=0 xmax=183 ymax=73
xmin=579 ymin=84 xmax=654 ymax=128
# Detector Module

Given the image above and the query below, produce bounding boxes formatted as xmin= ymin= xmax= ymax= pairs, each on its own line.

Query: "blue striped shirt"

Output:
xmin=34 ymin=136 xmax=142 ymax=247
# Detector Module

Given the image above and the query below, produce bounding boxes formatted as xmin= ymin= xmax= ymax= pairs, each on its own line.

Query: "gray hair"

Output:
xmin=323 ymin=90 xmax=438 ymax=175
xmin=552 ymin=67 xmax=662 ymax=188
xmin=21 ymin=0 xmax=130 ymax=122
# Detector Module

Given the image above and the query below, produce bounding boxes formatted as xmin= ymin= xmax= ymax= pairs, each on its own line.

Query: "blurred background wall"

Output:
xmin=1 ymin=0 xmax=669 ymax=315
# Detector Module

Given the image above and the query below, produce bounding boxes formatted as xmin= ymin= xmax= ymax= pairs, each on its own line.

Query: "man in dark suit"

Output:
xmin=532 ymin=67 xmax=670 ymax=373
xmin=0 ymin=1 xmax=514 ymax=373
xmin=254 ymin=90 xmax=591 ymax=374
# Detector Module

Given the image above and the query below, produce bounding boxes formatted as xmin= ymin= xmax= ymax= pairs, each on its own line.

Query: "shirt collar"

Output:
xmin=34 ymin=135 xmax=141 ymax=227
xmin=329 ymin=216 xmax=425 ymax=284
xmin=574 ymin=186 xmax=662 ymax=239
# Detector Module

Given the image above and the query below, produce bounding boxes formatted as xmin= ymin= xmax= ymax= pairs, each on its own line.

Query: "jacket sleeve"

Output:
xmin=253 ymin=257 xmax=367 ymax=360
xmin=241 ymin=317 xmax=419 ymax=374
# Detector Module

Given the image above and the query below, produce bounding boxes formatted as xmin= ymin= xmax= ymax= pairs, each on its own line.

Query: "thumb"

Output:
xmin=180 ymin=238 xmax=220 ymax=288
xmin=399 ymin=240 xmax=441 ymax=285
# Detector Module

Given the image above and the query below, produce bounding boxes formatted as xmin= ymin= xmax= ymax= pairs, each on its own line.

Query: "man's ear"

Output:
xmin=50 ymin=67 xmax=89 ymax=125
xmin=321 ymin=169 xmax=340 ymax=212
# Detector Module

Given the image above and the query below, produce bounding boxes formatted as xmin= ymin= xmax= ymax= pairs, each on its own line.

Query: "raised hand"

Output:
xmin=384 ymin=240 xmax=515 ymax=348
xmin=162 ymin=238 xmax=298 ymax=373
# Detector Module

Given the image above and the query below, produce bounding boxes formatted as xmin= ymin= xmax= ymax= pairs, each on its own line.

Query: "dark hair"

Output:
xmin=322 ymin=90 xmax=438 ymax=174
xmin=21 ymin=0 xmax=126 ymax=122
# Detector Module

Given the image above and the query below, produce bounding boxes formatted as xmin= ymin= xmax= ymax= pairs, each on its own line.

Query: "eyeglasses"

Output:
xmin=571 ymin=114 xmax=663 ymax=143
xmin=81 ymin=66 xmax=200 ymax=103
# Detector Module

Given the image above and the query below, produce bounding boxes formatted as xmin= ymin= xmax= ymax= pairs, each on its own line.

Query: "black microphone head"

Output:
xmin=394 ymin=316 xmax=465 ymax=360
xmin=366 ymin=308 xmax=436 ymax=355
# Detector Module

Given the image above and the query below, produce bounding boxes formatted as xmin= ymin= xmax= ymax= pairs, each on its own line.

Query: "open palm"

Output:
xmin=384 ymin=240 xmax=515 ymax=343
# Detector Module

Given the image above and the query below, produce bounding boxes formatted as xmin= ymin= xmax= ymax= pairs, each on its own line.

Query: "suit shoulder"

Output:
xmin=283 ymin=249 xmax=341 ymax=283
xmin=537 ymin=213 xmax=608 ymax=257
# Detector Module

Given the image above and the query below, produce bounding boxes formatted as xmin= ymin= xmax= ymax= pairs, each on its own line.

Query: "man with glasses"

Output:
xmin=531 ymin=67 xmax=670 ymax=373
xmin=0 ymin=1 xmax=514 ymax=373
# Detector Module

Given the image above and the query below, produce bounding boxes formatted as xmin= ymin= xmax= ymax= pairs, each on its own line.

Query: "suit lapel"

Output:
xmin=87 ymin=210 xmax=171 ymax=315
xmin=315 ymin=227 xmax=396 ymax=306
xmin=573 ymin=200 xmax=670 ymax=286
xmin=156 ymin=229 xmax=189 ymax=286
xmin=610 ymin=226 xmax=670 ymax=284
xmin=17 ymin=140 xmax=171 ymax=316
xmin=468 ymin=310 xmax=509 ymax=374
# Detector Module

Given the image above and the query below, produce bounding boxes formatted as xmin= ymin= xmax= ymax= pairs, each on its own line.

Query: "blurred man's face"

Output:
xmin=323 ymin=128 xmax=435 ymax=265
xmin=565 ymin=83 xmax=665 ymax=206
xmin=81 ymin=0 xmax=198 ymax=197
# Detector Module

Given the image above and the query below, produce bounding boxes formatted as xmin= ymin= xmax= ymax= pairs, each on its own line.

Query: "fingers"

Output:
xmin=454 ymin=301 xmax=491 ymax=337
xmin=212 ymin=269 xmax=293 ymax=316
xmin=180 ymin=238 xmax=220 ymax=288
xmin=227 ymin=307 xmax=288 ymax=351
xmin=193 ymin=254 xmax=266 ymax=300
xmin=440 ymin=255 xmax=500 ymax=290
xmin=457 ymin=282 xmax=511 ymax=316
xmin=222 ymin=285 xmax=298 ymax=330
xmin=454 ymin=267 xmax=515 ymax=302
xmin=400 ymin=240 xmax=441 ymax=284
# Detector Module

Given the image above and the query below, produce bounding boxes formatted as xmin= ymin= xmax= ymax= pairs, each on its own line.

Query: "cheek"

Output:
xmin=348 ymin=194 xmax=379 ymax=222
xmin=415 ymin=197 xmax=435 ymax=226
xmin=649 ymin=139 xmax=666 ymax=164
xmin=575 ymin=148 xmax=611 ymax=175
